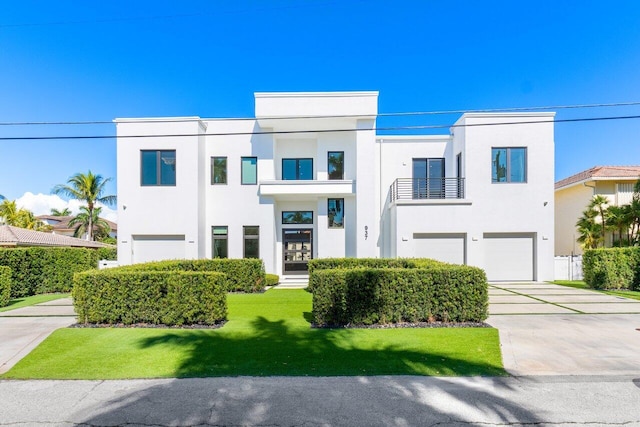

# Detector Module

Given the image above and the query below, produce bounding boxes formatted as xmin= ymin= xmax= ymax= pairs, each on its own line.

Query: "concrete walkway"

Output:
xmin=0 ymin=297 xmax=75 ymax=374
xmin=487 ymin=282 xmax=640 ymax=376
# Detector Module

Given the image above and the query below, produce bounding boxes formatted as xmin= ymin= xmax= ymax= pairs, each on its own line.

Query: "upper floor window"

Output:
xmin=328 ymin=152 xmax=344 ymax=180
xmin=412 ymin=158 xmax=444 ymax=198
xmin=141 ymin=150 xmax=176 ymax=186
xmin=492 ymin=147 xmax=527 ymax=183
xmin=283 ymin=158 xmax=313 ymax=180
xmin=211 ymin=157 xmax=227 ymax=184
xmin=241 ymin=157 xmax=257 ymax=185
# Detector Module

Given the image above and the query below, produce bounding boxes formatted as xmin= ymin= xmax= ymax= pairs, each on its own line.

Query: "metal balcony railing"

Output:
xmin=390 ymin=178 xmax=465 ymax=202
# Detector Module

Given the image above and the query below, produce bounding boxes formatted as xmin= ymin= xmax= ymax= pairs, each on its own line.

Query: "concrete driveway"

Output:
xmin=487 ymin=282 xmax=640 ymax=376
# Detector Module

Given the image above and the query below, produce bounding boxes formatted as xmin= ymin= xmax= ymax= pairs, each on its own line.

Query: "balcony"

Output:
xmin=260 ymin=179 xmax=355 ymax=199
xmin=390 ymin=178 xmax=466 ymax=202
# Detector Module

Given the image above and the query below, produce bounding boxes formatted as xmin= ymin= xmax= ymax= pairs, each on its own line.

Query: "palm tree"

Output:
xmin=68 ymin=206 xmax=111 ymax=241
xmin=588 ymin=195 xmax=609 ymax=247
xmin=50 ymin=207 xmax=72 ymax=216
xmin=605 ymin=205 xmax=630 ymax=246
xmin=53 ymin=171 xmax=116 ymax=241
xmin=0 ymin=199 xmax=49 ymax=231
xmin=0 ymin=199 xmax=18 ymax=225
xmin=576 ymin=208 xmax=602 ymax=250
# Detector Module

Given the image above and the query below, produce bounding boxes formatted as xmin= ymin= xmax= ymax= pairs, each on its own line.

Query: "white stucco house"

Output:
xmin=116 ymin=91 xmax=555 ymax=281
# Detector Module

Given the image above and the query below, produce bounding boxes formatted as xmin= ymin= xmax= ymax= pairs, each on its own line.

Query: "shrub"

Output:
xmin=73 ymin=270 xmax=227 ymax=326
xmin=116 ymin=259 xmax=266 ymax=292
xmin=0 ymin=266 xmax=11 ymax=307
xmin=583 ymin=247 xmax=640 ymax=290
xmin=0 ymin=247 xmax=115 ymax=297
xmin=311 ymin=266 xmax=487 ymax=326
xmin=265 ymin=274 xmax=279 ymax=286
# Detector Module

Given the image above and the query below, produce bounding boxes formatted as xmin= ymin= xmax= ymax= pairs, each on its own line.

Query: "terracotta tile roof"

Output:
xmin=555 ymin=166 xmax=640 ymax=190
xmin=0 ymin=225 xmax=112 ymax=248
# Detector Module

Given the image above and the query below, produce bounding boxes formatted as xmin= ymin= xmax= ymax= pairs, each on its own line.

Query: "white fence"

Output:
xmin=98 ymin=260 xmax=120 ymax=270
xmin=554 ymin=255 xmax=583 ymax=281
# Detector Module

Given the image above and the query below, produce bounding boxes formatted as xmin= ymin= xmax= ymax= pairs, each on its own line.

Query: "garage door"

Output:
xmin=132 ymin=235 xmax=186 ymax=263
xmin=483 ymin=233 xmax=534 ymax=281
xmin=414 ymin=233 xmax=465 ymax=265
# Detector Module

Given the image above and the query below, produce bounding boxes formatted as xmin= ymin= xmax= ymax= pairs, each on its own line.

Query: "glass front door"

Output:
xmin=283 ymin=229 xmax=313 ymax=274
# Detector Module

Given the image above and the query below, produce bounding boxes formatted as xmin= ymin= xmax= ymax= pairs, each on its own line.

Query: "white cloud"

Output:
xmin=15 ymin=192 xmax=118 ymax=223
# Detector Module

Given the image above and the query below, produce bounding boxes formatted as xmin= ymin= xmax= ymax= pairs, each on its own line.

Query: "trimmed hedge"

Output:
xmin=73 ymin=270 xmax=227 ymax=326
xmin=0 ymin=266 xmax=11 ymax=307
xmin=265 ymin=274 xmax=279 ymax=286
xmin=583 ymin=247 xmax=640 ymax=290
xmin=307 ymin=257 xmax=445 ymax=273
xmin=311 ymin=266 xmax=488 ymax=326
xmin=116 ymin=259 xmax=266 ymax=292
xmin=0 ymin=247 xmax=117 ymax=297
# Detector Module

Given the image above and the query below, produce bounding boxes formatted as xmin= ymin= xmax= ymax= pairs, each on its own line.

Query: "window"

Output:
xmin=282 ymin=211 xmax=313 ymax=224
xmin=282 ymin=158 xmax=313 ymax=180
xmin=492 ymin=147 xmax=527 ymax=183
xmin=328 ymin=152 xmax=344 ymax=180
xmin=328 ymin=198 xmax=344 ymax=228
xmin=212 ymin=226 xmax=228 ymax=258
xmin=241 ymin=157 xmax=257 ymax=185
xmin=211 ymin=157 xmax=227 ymax=184
xmin=243 ymin=226 xmax=259 ymax=258
xmin=412 ymin=158 xmax=444 ymax=198
xmin=141 ymin=150 xmax=176 ymax=186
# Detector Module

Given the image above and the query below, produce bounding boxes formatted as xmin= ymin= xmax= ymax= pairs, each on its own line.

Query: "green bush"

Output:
xmin=73 ymin=270 xmax=227 ymax=326
xmin=0 ymin=266 xmax=11 ymax=307
xmin=116 ymin=259 xmax=265 ymax=292
xmin=265 ymin=274 xmax=279 ymax=286
xmin=311 ymin=266 xmax=487 ymax=326
xmin=0 ymin=247 xmax=116 ymax=297
xmin=583 ymin=247 xmax=640 ymax=290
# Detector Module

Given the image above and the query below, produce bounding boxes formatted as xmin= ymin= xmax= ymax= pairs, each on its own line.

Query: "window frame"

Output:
xmin=282 ymin=211 xmax=314 ymax=224
xmin=243 ymin=226 xmax=260 ymax=259
xmin=140 ymin=150 xmax=176 ymax=186
xmin=328 ymin=198 xmax=344 ymax=229
xmin=327 ymin=151 xmax=344 ymax=180
xmin=241 ymin=156 xmax=258 ymax=185
xmin=282 ymin=158 xmax=314 ymax=180
xmin=212 ymin=226 xmax=228 ymax=259
xmin=211 ymin=156 xmax=228 ymax=185
xmin=491 ymin=147 xmax=527 ymax=184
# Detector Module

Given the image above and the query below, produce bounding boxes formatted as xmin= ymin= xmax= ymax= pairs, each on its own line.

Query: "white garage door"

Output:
xmin=414 ymin=233 xmax=465 ymax=265
xmin=483 ymin=233 xmax=534 ymax=281
xmin=132 ymin=235 xmax=186 ymax=263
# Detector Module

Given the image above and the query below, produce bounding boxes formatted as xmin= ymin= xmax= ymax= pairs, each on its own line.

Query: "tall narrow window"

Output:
xmin=212 ymin=226 xmax=228 ymax=258
xmin=141 ymin=150 xmax=176 ymax=186
xmin=243 ymin=226 xmax=259 ymax=258
xmin=328 ymin=198 xmax=344 ymax=228
xmin=241 ymin=157 xmax=257 ymax=185
xmin=211 ymin=157 xmax=227 ymax=184
xmin=328 ymin=152 xmax=344 ymax=180
xmin=282 ymin=158 xmax=313 ymax=180
xmin=492 ymin=147 xmax=527 ymax=183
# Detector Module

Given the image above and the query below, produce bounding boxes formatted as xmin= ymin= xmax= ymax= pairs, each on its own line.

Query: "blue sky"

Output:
xmin=1 ymin=0 xmax=640 ymax=216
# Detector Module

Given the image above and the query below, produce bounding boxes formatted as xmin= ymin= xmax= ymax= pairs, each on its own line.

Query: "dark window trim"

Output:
xmin=211 ymin=156 xmax=228 ymax=185
xmin=243 ymin=225 xmax=260 ymax=259
xmin=241 ymin=156 xmax=258 ymax=185
xmin=212 ymin=226 xmax=228 ymax=259
xmin=141 ymin=150 xmax=176 ymax=187
xmin=328 ymin=198 xmax=344 ymax=229
xmin=282 ymin=158 xmax=314 ymax=180
xmin=327 ymin=151 xmax=345 ymax=180
xmin=491 ymin=147 xmax=528 ymax=184
xmin=282 ymin=211 xmax=314 ymax=224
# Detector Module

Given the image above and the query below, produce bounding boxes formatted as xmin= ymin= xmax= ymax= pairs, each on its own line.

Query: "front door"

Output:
xmin=283 ymin=229 xmax=313 ymax=274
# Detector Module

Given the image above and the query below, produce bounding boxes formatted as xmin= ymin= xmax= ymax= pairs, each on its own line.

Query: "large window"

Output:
xmin=211 ymin=157 xmax=227 ymax=184
xmin=141 ymin=150 xmax=176 ymax=186
xmin=492 ymin=147 xmax=527 ymax=183
xmin=243 ymin=226 xmax=259 ymax=258
xmin=328 ymin=198 xmax=344 ymax=228
xmin=282 ymin=211 xmax=313 ymax=224
xmin=282 ymin=158 xmax=313 ymax=180
xmin=241 ymin=157 xmax=257 ymax=185
xmin=412 ymin=158 xmax=444 ymax=198
xmin=212 ymin=226 xmax=228 ymax=258
xmin=328 ymin=152 xmax=344 ymax=180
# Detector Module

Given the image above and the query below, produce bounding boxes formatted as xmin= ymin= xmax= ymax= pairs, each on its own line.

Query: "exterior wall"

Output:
xmin=554 ymin=184 xmax=593 ymax=255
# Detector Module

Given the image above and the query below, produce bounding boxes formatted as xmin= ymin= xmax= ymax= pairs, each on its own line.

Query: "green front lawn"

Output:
xmin=0 ymin=293 xmax=70 ymax=313
xmin=2 ymin=290 xmax=503 ymax=379
xmin=552 ymin=281 xmax=640 ymax=301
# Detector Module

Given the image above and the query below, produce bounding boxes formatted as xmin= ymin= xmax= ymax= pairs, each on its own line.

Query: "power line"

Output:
xmin=1 ymin=114 xmax=639 ymax=141
xmin=1 ymin=101 xmax=640 ymax=126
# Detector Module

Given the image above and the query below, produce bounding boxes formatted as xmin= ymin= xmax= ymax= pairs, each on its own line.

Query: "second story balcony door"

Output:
xmin=283 ymin=158 xmax=313 ymax=180
xmin=413 ymin=158 xmax=445 ymax=199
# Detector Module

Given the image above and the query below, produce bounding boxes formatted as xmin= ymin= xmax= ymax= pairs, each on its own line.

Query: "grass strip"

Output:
xmin=552 ymin=281 xmax=640 ymax=301
xmin=2 ymin=290 xmax=504 ymax=379
xmin=0 ymin=293 xmax=70 ymax=313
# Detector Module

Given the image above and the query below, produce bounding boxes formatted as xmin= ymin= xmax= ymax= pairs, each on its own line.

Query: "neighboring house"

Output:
xmin=116 ymin=91 xmax=555 ymax=281
xmin=37 ymin=215 xmax=117 ymax=239
xmin=0 ymin=225 xmax=112 ymax=248
xmin=555 ymin=165 xmax=640 ymax=255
